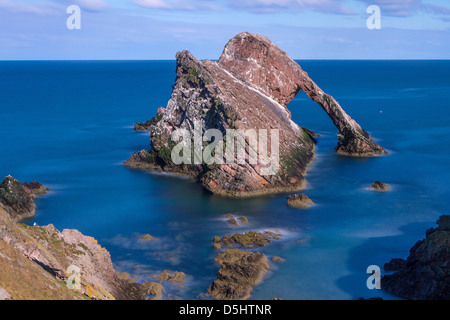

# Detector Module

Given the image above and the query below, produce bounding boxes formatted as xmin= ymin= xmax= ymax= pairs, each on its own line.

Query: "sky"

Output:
xmin=0 ymin=0 xmax=450 ymax=60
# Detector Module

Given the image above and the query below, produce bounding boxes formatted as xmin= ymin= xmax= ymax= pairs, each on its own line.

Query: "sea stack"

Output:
xmin=125 ymin=32 xmax=386 ymax=197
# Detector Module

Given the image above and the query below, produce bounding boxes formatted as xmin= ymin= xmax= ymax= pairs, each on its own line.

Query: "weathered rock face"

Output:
xmin=382 ymin=215 xmax=450 ymax=300
xmin=126 ymin=32 xmax=386 ymax=197
xmin=0 ymin=176 xmax=48 ymax=221
xmin=125 ymin=47 xmax=316 ymax=197
xmin=0 ymin=205 xmax=144 ymax=300
xmin=218 ymin=32 xmax=387 ymax=157
xmin=207 ymin=249 xmax=269 ymax=300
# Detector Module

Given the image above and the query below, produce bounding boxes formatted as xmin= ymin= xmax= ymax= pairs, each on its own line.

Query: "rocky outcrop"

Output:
xmin=382 ymin=215 xmax=450 ymax=300
xmin=213 ymin=231 xmax=281 ymax=250
xmin=126 ymin=32 xmax=385 ymax=197
xmin=125 ymin=34 xmax=318 ymax=197
xmin=0 ymin=176 xmax=49 ymax=222
xmin=287 ymin=193 xmax=314 ymax=209
xmin=218 ymin=32 xmax=387 ymax=157
xmin=369 ymin=181 xmax=391 ymax=192
xmin=207 ymin=249 xmax=269 ymax=300
xmin=0 ymin=202 xmax=144 ymax=300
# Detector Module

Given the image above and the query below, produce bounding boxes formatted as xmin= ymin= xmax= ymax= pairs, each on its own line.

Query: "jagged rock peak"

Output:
xmin=219 ymin=32 xmax=387 ymax=157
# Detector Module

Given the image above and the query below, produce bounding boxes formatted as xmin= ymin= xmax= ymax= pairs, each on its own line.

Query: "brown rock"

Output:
xmin=271 ymin=256 xmax=285 ymax=263
xmin=217 ymin=230 xmax=281 ymax=249
xmin=287 ymin=193 xmax=314 ymax=209
xmin=237 ymin=216 xmax=249 ymax=225
xmin=141 ymin=233 xmax=156 ymax=240
xmin=207 ymin=249 xmax=269 ymax=300
xmin=369 ymin=181 xmax=390 ymax=192
xmin=142 ymin=281 xmax=164 ymax=300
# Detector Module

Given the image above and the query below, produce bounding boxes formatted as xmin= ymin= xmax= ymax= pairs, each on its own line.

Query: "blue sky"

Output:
xmin=1 ymin=0 xmax=450 ymax=59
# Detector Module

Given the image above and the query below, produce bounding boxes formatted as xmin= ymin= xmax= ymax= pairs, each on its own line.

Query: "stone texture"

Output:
xmin=382 ymin=215 xmax=450 ymax=300
xmin=0 ymin=176 xmax=49 ymax=221
xmin=125 ymin=35 xmax=318 ymax=197
xmin=213 ymin=230 xmax=281 ymax=250
xmin=207 ymin=249 xmax=269 ymax=300
xmin=218 ymin=32 xmax=387 ymax=157
xmin=0 ymin=204 xmax=145 ymax=300
xmin=369 ymin=181 xmax=391 ymax=192
xmin=287 ymin=193 xmax=314 ymax=209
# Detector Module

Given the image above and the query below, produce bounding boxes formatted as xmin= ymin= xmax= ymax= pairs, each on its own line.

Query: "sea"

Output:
xmin=0 ymin=60 xmax=449 ymax=300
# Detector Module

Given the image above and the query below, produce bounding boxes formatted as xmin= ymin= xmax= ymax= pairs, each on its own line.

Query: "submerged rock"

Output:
xmin=271 ymin=256 xmax=285 ymax=263
xmin=225 ymin=214 xmax=248 ymax=226
xmin=207 ymin=249 xmax=269 ymax=300
xmin=382 ymin=215 xmax=450 ymax=300
xmin=369 ymin=181 xmax=391 ymax=192
xmin=237 ymin=216 xmax=249 ymax=225
xmin=0 ymin=176 xmax=49 ymax=221
xmin=287 ymin=193 xmax=314 ymax=209
xmin=142 ymin=281 xmax=164 ymax=300
xmin=141 ymin=233 xmax=156 ymax=240
xmin=155 ymin=270 xmax=186 ymax=284
xmin=214 ymin=231 xmax=282 ymax=249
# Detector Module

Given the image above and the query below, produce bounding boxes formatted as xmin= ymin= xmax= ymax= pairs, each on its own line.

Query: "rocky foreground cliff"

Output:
xmin=0 ymin=176 xmax=146 ymax=300
xmin=383 ymin=215 xmax=449 ymax=300
xmin=125 ymin=32 xmax=386 ymax=197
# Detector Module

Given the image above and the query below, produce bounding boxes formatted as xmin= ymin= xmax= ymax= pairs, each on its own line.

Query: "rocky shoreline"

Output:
xmin=382 ymin=215 xmax=449 ymax=300
xmin=0 ymin=176 xmax=146 ymax=300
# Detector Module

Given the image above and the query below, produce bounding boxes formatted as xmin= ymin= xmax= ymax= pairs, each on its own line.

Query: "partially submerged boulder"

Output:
xmin=213 ymin=230 xmax=282 ymax=249
xmin=287 ymin=193 xmax=314 ymax=209
xmin=207 ymin=249 xmax=269 ymax=300
xmin=369 ymin=181 xmax=390 ymax=192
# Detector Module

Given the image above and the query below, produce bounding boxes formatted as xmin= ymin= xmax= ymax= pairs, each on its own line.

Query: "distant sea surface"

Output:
xmin=1 ymin=60 xmax=449 ymax=299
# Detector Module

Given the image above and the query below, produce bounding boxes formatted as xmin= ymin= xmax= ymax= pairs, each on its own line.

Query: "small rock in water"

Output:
xmin=271 ymin=256 xmax=285 ymax=263
xmin=287 ymin=194 xmax=314 ymax=209
xmin=141 ymin=234 xmax=156 ymax=240
xmin=237 ymin=216 xmax=248 ymax=224
xmin=369 ymin=181 xmax=391 ymax=192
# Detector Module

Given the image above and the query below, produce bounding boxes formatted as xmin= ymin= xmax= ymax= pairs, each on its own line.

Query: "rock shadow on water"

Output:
xmin=334 ymin=221 xmax=434 ymax=300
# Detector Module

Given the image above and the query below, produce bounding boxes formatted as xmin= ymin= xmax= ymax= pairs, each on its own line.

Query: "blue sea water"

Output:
xmin=0 ymin=60 xmax=449 ymax=300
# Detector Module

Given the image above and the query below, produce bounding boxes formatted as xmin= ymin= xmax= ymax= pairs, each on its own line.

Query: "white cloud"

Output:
xmin=72 ymin=0 xmax=110 ymax=11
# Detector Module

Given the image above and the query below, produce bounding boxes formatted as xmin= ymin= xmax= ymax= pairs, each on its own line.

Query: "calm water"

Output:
xmin=0 ymin=60 xmax=449 ymax=300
